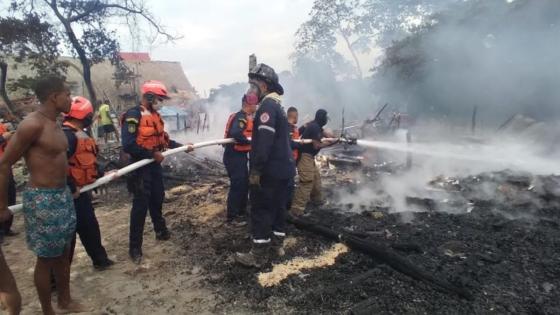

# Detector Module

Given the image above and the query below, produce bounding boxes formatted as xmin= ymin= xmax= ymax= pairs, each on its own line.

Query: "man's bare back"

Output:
xmin=22 ymin=112 xmax=68 ymax=189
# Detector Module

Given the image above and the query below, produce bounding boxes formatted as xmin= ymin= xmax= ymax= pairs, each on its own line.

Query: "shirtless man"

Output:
xmin=0 ymin=76 xmax=88 ymax=314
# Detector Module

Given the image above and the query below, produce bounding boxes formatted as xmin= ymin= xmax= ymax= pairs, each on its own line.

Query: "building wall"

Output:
xmin=1 ymin=56 xmax=198 ymax=113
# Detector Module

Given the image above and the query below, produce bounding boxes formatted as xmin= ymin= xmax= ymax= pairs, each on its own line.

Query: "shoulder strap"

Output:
xmin=62 ymin=121 xmax=79 ymax=131
xmin=263 ymin=92 xmax=282 ymax=103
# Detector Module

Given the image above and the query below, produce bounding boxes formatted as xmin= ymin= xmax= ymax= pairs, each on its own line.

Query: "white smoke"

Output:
xmin=172 ymin=95 xmax=241 ymax=161
xmin=332 ymin=121 xmax=560 ymax=219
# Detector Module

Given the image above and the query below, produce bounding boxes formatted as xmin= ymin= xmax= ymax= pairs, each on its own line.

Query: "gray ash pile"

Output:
xmin=171 ymin=168 xmax=560 ymax=314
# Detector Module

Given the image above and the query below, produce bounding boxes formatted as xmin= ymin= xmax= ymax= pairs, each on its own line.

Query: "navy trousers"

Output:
xmin=286 ymin=176 xmax=295 ymax=210
xmin=129 ymin=163 xmax=167 ymax=251
xmin=71 ymin=192 xmax=109 ymax=265
xmin=250 ymin=175 xmax=289 ymax=240
xmin=223 ymin=150 xmax=249 ymax=220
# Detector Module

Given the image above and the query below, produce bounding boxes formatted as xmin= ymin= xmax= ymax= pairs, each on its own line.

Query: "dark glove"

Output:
xmin=346 ymin=137 xmax=358 ymax=145
xmin=96 ymin=162 xmax=106 ymax=178
xmin=249 ymin=170 xmax=261 ymax=188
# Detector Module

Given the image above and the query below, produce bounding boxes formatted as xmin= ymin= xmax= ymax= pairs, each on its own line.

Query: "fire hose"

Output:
xmin=5 ymin=135 xmax=471 ymax=299
xmin=8 ymin=137 xmax=355 ymax=213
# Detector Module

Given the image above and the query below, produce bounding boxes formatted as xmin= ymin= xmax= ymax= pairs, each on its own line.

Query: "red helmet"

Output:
xmin=66 ymin=96 xmax=93 ymax=120
xmin=141 ymin=80 xmax=170 ymax=99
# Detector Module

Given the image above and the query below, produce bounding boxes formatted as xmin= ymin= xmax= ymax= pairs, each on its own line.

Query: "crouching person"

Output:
xmin=63 ymin=96 xmax=114 ymax=271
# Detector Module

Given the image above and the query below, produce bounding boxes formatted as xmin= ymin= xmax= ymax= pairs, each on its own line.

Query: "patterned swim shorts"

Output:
xmin=22 ymin=187 xmax=76 ymax=258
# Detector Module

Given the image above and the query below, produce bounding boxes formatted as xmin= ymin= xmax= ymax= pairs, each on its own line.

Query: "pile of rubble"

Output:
xmin=84 ymin=137 xmax=560 ymax=314
xmin=169 ymin=162 xmax=560 ymax=314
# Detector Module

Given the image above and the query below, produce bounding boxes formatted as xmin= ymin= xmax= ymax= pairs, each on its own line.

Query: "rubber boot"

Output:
xmin=235 ymin=242 xmax=270 ymax=268
xmin=271 ymin=231 xmax=286 ymax=257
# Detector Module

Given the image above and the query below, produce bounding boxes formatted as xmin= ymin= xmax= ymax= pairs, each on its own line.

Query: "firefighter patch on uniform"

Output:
xmin=239 ymin=121 xmax=245 ymax=128
xmin=128 ymin=123 xmax=137 ymax=133
xmin=260 ymin=113 xmax=270 ymax=123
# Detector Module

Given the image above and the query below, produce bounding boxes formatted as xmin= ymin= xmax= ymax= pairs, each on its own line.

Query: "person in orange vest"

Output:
xmin=121 ymin=80 xmax=192 ymax=264
xmin=62 ymin=96 xmax=114 ymax=271
xmin=0 ymin=118 xmax=16 ymax=238
xmin=223 ymin=93 xmax=258 ymax=226
xmin=286 ymin=106 xmax=301 ymax=211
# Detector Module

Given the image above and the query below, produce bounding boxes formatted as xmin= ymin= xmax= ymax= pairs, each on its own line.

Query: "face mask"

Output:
xmin=247 ymin=82 xmax=262 ymax=100
xmin=145 ymin=94 xmax=164 ymax=108
xmin=82 ymin=115 xmax=94 ymax=128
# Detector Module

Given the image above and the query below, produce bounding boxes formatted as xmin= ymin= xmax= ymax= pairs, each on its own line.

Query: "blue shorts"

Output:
xmin=22 ymin=187 xmax=76 ymax=258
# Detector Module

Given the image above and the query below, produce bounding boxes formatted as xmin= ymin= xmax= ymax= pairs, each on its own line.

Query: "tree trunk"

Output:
xmin=49 ymin=1 xmax=98 ymax=107
xmin=62 ymin=22 xmax=97 ymax=107
xmin=340 ymin=32 xmax=363 ymax=79
xmin=0 ymin=62 xmax=17 ymax=117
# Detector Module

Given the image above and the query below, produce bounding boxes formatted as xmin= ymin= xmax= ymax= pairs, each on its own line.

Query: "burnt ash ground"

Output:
xmin=171 ymin=169 xmax=560 ymax=315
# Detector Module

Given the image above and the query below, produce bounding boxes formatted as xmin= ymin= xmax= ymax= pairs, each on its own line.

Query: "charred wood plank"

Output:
xmin=391 ymin=242 xmax=423 ymax=254
xmin=405 ymin=196 xmax=437 ymax=211
xmin=343 ymin=229 xmax=423 ymax=253
xmin=287 ymin=215 xmax=473 ymax=300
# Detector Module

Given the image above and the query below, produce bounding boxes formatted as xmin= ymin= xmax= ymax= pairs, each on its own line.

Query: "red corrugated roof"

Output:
xmin=118 ymin=52 xmax=151 ymax=61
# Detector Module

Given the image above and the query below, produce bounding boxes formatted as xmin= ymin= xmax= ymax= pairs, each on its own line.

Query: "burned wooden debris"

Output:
xmin=287 ymin=215 xmax=473 ymax=300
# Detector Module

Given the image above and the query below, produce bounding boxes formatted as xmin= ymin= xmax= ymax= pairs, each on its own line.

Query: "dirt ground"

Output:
xmin=2 ymin=181 xmax=220 ymax=315
xmin=3 ymin=167 xmax=560 ymax=314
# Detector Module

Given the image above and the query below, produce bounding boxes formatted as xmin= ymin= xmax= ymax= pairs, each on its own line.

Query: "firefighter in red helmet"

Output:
xmin=121 ymin=80 xmax=192 ymax=264
xmin=223 ymin=93 xmax=258 ymax=226
xmin=63 ymin=96 xmax=114 ymax=270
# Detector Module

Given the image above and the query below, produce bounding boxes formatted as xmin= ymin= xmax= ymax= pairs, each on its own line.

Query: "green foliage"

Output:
xmin=0 ymin=13 xmax=67 ymax=94
xmin=294 ymin=0 xmax=462 ymax=78
xmin=373 ymin=0 xmax=560 ymax=122
xmin=294 ymin=0 xmax=371 ymax=78
xmin=8 ymin=0 xmax=176 ymax=105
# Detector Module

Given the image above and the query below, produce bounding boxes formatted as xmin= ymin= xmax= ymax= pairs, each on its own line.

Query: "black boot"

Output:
xmin=129 ymin=248 xmax=143 ymax=264
xmin=155 ymin=229 xmax=171 ymax=241
xmin=225 ymin=216 xmax=248 ymax=227
xmin=94 ymin=258 xmax=115 ymax=271
xmin=235 ymin=241 xmax=270 ymax=268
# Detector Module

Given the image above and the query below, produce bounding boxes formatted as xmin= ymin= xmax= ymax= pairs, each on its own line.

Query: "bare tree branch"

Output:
xmin=66 ymin=1 xmax=180 ymax=41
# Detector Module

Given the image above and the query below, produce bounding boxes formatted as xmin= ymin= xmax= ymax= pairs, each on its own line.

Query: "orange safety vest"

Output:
xmin=64 ymin=122 xmax=98 ymax=187
xmin=224 ymin=112 xmax=253 ymax=152
xmin=0 ymin=123 xmax=8 ymax=156
xmin=290 ymin=123 xmax=300 ymax=160
xmin=136 ymin=106 xmax=169 ymax=151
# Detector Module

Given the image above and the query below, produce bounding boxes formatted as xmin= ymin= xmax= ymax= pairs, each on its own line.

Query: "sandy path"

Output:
xmin=2 ymin=186 xmax=217 ymax=315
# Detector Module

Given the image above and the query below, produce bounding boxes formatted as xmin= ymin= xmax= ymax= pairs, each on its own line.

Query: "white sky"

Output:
xmin=119 ymin=0 xmax=315 ymax=95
